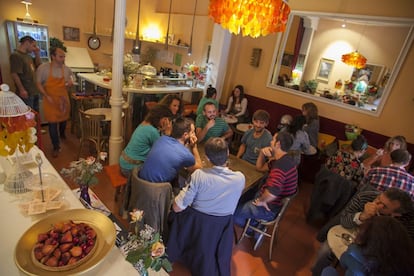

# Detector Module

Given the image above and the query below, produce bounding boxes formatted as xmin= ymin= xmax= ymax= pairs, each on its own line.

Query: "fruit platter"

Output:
xmin=15 ymin=209 xmax=116 ymax=275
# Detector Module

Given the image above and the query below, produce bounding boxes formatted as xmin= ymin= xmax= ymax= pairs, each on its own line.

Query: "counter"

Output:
xmin=77 ymin=73 xmax=204 ymax=142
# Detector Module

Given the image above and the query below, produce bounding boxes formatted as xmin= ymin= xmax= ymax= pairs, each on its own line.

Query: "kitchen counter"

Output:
xmin=77 ymin=72 xmax=203 ymax=94
xmin=77 ymin=73 xmax=203 ymax=143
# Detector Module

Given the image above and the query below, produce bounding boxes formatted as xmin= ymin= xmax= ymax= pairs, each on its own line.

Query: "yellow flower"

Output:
xmin=130 ymin=209 xmax=144 ymax=223
xmin=151 ymin=241 xmax=165 ymax=258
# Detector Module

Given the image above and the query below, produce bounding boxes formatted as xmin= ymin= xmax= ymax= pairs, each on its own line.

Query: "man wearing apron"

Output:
xmin=36 ymin=47 xmax=73 ymax=157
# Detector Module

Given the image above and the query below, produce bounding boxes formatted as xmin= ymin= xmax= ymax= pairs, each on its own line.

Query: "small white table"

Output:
xmin=327 ymin=225 xmax=357 ymax=259
xmin=237 ymin=123 xmax=253 ymax=132
xmin=222 ymin=114 xmax=238 ymax=124
xmin=85 ymin=107 xmax=124 ymax=121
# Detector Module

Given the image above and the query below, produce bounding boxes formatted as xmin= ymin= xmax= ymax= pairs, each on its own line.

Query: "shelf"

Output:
xmin=84 ymin=32 xmax=189 ymax=50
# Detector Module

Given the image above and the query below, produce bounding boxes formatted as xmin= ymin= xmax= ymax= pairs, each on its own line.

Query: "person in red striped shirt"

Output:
xmin=234 ymin=131 xmax=298 ymax=234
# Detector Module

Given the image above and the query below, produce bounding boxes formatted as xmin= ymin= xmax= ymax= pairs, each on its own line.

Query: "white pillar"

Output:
xmin=208 ymin=24 xmax=231 ymax=101
xmin=109 ymin=0 xmax=126 ymax=165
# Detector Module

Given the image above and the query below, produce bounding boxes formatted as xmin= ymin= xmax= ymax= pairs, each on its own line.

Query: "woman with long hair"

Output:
xmin=224 ymin=84 xmax=248 ymax=122
xmin=363 ymin=135 xmax=407 ymax=171
xmin=322 ymin=216 xmax=414 ymax=275
xmin=286 ymin=115 xmax=317 ymax=166
xmin=301 ymin=102 xmax=319 ymax=148
xmin=159 ymin=93 xmax=183 ymax=120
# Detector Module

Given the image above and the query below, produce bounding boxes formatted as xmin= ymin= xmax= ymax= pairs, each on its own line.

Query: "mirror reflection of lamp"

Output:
xmin=0 ymin=84 xmax=37 ymax=193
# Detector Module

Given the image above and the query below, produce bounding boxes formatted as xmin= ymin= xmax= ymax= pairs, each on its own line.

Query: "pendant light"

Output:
xmin=341 ymin=25 xmax=367 ymax=69
xmin=132 ymin=0 xmax=141 ymax=54
xmin=208 ymin=0 xmax=291 ymax=38
xmin=165 ymin=0 xmax=173 ymax=50
xmin=188 ymin=0 xmax=198 ymax=56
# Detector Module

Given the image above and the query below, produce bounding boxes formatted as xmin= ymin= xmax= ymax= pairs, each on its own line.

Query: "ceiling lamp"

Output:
xmin=21 ymin=0 xmax=33 ymax=23
xmin=341 ymin=51 xmax=367 ymax=69
xmin=208 ymin=0 xmax=291 ymax=38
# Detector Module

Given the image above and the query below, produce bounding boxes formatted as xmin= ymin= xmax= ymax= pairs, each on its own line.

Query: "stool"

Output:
xmin=104 ymin=164 xmax=128 ymax=202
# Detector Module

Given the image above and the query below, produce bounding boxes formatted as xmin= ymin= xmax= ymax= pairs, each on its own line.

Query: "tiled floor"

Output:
xmin=42 ymin=123 xmax=322 ymax=276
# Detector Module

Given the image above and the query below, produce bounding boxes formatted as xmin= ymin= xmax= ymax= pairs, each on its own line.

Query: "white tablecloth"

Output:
xmin=0 ymin=147 xmax=141 ymax=275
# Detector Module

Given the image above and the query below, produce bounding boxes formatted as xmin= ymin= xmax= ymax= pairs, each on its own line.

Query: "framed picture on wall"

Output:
xmin=316 ymin=58 xmax=334 ymax=82
xmin=63 ymin=26 xmax=80 ymax=41
xmin=281 ymin=53 xmax=294 ymax=67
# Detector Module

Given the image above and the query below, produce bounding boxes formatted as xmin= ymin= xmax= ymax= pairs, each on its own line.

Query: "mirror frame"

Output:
xmin=267 ymin=11 xmax=414 ymax=117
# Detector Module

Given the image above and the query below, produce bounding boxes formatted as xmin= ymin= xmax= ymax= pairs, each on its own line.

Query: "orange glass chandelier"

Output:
xmin=208 ymin=0 xmax=291 ymax=38
xmin=341 ymin=51 xmax=367 ymax=69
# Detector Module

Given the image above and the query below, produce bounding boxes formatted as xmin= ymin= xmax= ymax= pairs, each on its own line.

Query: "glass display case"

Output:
xmin=6 ymin=20 xmax=49 ymax=62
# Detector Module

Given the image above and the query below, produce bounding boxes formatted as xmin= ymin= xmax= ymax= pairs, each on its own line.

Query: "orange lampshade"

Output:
xmin=341 ymin=51 xmax=367 ymax=69
xmin=208 ymin=0 xmax=291 ymax=38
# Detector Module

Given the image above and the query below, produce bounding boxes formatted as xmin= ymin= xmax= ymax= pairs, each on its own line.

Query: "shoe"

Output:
xmin=52 ymin=147 xmax=61 ymax=158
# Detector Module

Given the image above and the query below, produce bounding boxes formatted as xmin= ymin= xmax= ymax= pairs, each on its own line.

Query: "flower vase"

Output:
xmin=80 ymin=185 xmax=91 ymax=205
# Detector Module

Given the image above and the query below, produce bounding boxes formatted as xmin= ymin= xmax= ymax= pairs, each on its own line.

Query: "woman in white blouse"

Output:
xmin=224 ymin=84 xmax=248 ymax=122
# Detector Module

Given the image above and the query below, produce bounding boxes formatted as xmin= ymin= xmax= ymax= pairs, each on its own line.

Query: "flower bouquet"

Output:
xmin=120 ymin=209 xmax=172 ymax=275
xmin=123 ymin=53 xmax=141 ymax=86
xmin=60 ymin=156 xmax=103 ymax=204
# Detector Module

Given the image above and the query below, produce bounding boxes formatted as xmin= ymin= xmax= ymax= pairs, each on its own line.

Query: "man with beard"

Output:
xmin=195 ymin=102 xmax=233 ymax=143
xmin=139 ymin=117 xmax=202 ymax=183
xmin=236 ymin=109 xmax=272 ymax=165
xmin=10 ymin=36 xmax=42 ymax=111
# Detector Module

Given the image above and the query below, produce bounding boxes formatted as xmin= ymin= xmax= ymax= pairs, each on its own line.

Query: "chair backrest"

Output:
xmin=264 ymin=192 xmax=297 ymax=226
xmin=78 ymin=109 xmax=106 ymax=142
xmin=80 ymin=97 xmax=106 ymax=110
xmin=129 ymin=167 xmax=173 ymax=236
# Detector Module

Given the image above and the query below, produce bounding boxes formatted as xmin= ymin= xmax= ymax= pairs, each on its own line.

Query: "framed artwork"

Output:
xmin=63 ymin=26 xmax=80 ymax=41
xmin=316 ymin=58 xmax=334 ymax=82
xmin=281 ymin=53 xmax=294 ymax=67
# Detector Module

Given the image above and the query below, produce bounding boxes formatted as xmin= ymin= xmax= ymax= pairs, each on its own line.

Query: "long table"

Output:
xmin=0 ymin=147 xmax=166 ymax=276
xmin=197 ymin=145 xmax=265 ymax=192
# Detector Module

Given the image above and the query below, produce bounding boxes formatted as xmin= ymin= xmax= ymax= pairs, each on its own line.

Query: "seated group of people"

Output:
xmin=118 ymin=90 xmax=323 ymax=274
xmin=310 ymin=134 xmax=414 ymax=275
xmin=118 ymin=85 xmax=414 ymax=275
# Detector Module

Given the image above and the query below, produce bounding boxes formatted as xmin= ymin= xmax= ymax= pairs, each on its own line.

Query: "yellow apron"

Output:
xmin=42 ymin=65 xmax=70 ymax=122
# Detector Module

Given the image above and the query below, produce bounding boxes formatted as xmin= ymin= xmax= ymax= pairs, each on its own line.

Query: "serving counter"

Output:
xmin=77 ymin=73 xmax=203 ymax=142
xmin=0 ymin=147 xmax=166 ymax=276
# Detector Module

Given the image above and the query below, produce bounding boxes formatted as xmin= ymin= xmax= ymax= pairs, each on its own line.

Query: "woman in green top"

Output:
xmin=196 ymin=85 xmax=218 ymax=116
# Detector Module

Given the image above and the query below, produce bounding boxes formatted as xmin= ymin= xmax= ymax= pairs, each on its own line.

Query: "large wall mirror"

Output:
xmin=268 ymin=11 xmax=414 ymax=116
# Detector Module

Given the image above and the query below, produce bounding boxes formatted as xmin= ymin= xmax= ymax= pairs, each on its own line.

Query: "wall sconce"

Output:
xmin=21 ymin=0 xmax=33 ymax=23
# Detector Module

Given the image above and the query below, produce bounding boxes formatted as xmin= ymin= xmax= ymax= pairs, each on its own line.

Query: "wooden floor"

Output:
xmin=42 ymin=123 xmax=322 ymax=276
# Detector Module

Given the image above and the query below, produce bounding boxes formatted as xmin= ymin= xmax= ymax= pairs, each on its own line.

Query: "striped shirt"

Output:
xmin=340 ymin=190 xmax=414 ymax=240
xmin=195 ymin=115 xmax=230 ymax=142
xmin=261 ymin=154 xmax=298 ymax=211
xmin=363 ymin=166 xmax=414 ymax=200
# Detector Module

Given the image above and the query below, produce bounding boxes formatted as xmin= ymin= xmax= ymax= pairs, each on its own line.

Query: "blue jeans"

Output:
xmin=48 ymin=121 xmax=67 ymax=150
xmin=233 ymin=199 xmax=280 ymax=232
xmin=21 ymin=94 xmax=39 ymax=112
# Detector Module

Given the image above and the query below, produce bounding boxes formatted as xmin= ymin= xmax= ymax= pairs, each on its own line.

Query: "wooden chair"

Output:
xmin=77 ymin=109 xmax=108 ymax=159
xmin=238 ymin=192 xmax=297 ymax=261
xmin=80 ymin=97 xmax=106 ymax=111
xmin=104 ymin=164 xmax=127 ymax=201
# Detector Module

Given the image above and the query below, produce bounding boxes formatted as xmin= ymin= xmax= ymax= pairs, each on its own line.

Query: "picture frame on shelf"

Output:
xmin=316 ymin=58 xmax=334 ymax=82
xmin=63 ymin=26 xmax=80 ymax=41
